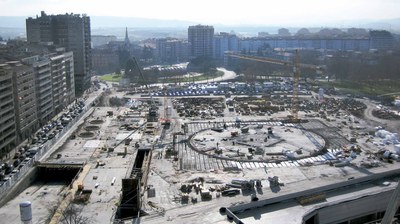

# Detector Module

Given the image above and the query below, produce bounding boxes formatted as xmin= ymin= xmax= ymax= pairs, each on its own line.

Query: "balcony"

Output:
xmin=0 ymin=119 xmax=15 ymax=133
xmin=0 ymin=97 xmax=13 ymax=106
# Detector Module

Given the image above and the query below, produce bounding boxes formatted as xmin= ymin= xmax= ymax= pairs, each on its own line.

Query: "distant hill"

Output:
xmin=364 ymin=18 xmax=400 ymax=31
xmin=0 ymin=16 xmax=195 ymax=28
xmin=90 ymin=16 xmax=195 ymax=28
xmin=0 ymin=16 xmax=399 ymax=39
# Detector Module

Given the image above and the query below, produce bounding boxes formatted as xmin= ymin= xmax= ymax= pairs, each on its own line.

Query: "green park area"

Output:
xmin=172 ymin=70 xmax=224 ymax=83
xmin=99 ymin=73 xmax=123 ymax=82
xmin=99 ymin=70 xmax=224 ymax=84
xmin=319 ymin=79 xmax=400 ymax=96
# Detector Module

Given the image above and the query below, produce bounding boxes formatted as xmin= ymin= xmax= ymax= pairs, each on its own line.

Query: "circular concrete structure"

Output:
xmin=85 ymin=125 xmax=100 ymax=131
xmin=89 ymin=119 xmax=104 ymax=124
xmin=78 ymin=131 xmax=95 ymax=138
xmin=189 ymin=123 xmax=325 ymax=162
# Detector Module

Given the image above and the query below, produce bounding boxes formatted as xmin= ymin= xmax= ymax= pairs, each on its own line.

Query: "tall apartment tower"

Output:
xmin=26 ymin=11 xmax=92 ymax=96
xmin=188 ymin=25 xmax=214 ymax=59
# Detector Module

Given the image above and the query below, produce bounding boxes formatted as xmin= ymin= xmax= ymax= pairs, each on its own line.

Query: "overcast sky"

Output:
xmin=1 ymin=0 xmax=399 ymax=26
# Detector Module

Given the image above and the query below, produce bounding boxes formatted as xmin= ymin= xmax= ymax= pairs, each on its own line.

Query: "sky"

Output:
xmin=1 ymin=0 xmax=400 ymax=26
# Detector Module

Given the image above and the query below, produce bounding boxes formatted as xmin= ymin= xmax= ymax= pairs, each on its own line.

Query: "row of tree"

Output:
xmin=327 ymin=51 xmax=400 ymax=81
xmin=231 ymin=48 xmax=400 ymax=83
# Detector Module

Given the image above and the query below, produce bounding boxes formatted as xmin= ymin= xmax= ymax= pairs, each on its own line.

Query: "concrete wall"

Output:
xmin=226 ymin=168 xmax=400 ymax=223
xmin=0 ymin=167 xmax=39 ymax=207
xmin=317 ymin=191 xmax=392 ymax=224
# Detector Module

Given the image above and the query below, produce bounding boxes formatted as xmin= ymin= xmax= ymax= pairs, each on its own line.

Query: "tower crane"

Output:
xmin=226 ymin=50 xmax=323 ymax=122
xmin=129 ymin=57 xmax=158 ymax=122
xmin=291 ymin=50 xmax=300 ymax=121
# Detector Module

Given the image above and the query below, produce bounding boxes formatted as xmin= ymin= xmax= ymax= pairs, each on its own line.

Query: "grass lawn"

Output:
xmin=318 ymin=79 xmax=400 ymax=96
xmin=177 ymin=71 xmax=224 ymax=83
xmin=99 ymin=73 xmax=123 ymax=82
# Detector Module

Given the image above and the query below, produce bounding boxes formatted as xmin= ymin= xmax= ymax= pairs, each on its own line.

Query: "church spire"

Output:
xmin=124 ymin=27 xmax=130 ymax=45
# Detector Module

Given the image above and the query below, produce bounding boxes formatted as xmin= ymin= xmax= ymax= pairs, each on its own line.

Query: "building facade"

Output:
xmin=0 ymin=41 xmax=75 ymax=154
xmin=238 ymin=38 xmax=372 ymax=52
xmin=369 ymin=30 xmax=394 ymax=50
xmin=21 ymin=50 xmax=75 ymax=126
xmin=91 ymin=35 xmax=117 ymax=48
xmin=22 ymin=56 xmax=53 ymax=125
xmin=0 ymin=64 xmax=17 ymax=158
xmin=49 ymin=54 xmax=68 ymax=113
xmin=213 ymin=32 xmax=239 ymax=60
xmin=91 ymin=48 xmax=119 ymax=75
xmin=156 ymin=38 xmax=188 ymax=64
xmin=188 ymin=25 xmax=214 ymax=59
xmin=26 ymin=11 xmax=92 ymax=96
xmin=7 ymin=61 xmax=39 ymax=143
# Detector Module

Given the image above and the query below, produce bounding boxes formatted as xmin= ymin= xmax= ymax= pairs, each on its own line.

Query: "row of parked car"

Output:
xmin=32 ymin=101 xmax=85 ymax=145
xmin=0 ymin=100 xmax=86 ymax=186
xmin=150 ymin=90 xmax=227 ymax=97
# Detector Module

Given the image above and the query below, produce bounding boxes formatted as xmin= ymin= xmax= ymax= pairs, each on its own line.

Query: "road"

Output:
xmin=140 ymin=68 xmax=238 ymax=87
xmin=194 ymin=68 xmax=237 ymax=84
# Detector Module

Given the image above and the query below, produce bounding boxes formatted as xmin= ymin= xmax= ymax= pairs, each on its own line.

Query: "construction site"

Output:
xmin=0 ymin=53 xmax=400 ymax=224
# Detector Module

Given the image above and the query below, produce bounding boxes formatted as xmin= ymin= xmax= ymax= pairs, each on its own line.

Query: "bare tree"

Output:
xmin=59 ymin=204 xmax=91 ymax=224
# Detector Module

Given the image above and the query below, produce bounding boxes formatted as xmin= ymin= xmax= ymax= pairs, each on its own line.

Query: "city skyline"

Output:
xmin=0 ymin=0 xmax=400 ymax=27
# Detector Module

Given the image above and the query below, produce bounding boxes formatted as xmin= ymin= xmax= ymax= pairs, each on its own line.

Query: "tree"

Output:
xmin=187 ymin=56 xmax=216 ymax=73
xmin=124 ymin=58 xmax=139 ymax=81
xmin=296 ymin=28 xmax=311 ymax=36
xmin=43 ymin=203 xmax=91 ymax=224
xmin=59 ymin=204 xmax=91 ymax=224
xmin=256 ymin=48 xmax=264 ymax=56
xmin=118 ymin=47 xmax=131 ymax=68
xmin=327 ymin=53 xmax=350 ymax=81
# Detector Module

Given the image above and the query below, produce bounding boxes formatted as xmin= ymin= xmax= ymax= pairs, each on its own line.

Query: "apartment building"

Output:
xmin=26 ymin=11 xmax=92 ymax=96
xmin=188 ymin=25 xmax=214 ymax=59
xmin=7 ymin=61 xmax=39 ymax=143
xmin=0 ymin=64 xmax=17 ymax=158
xmin=156 ymin=38 xmax=189 ymax=64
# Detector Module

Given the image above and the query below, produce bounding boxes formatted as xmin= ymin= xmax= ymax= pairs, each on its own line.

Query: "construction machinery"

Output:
xmin=160 ymin=88 xmax=171 ymax=127
xmin=226 ymin=51 xmax=324 ymax=123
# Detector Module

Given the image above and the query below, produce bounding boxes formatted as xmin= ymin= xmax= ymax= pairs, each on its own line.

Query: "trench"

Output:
xmin=36 ymin=165 xmax=82 ymax=183
xmin=0 ymin=164 xmax=83 ymax=208
xmin=115 ymin=148 xmax=151 ymax=221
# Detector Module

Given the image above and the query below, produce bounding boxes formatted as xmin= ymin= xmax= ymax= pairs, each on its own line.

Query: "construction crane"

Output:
xmin=291 ymin=50 xmax=300 ymax=121
xmin=226 ymin=50 xmax=323 ymax=122
xmin=129 ymin=57 xmax=158 ymax=122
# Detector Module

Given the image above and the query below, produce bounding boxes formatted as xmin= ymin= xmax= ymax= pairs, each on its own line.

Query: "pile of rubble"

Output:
xmin=372 ymin=108 xmax=400 ymax=120
xmin=172 ymin=98 xmax=225 ymax=118
xmin=301 ymin=98 xmax=366 ymax=115
xmin=232 ymin=97 xmax=283 ymax=116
